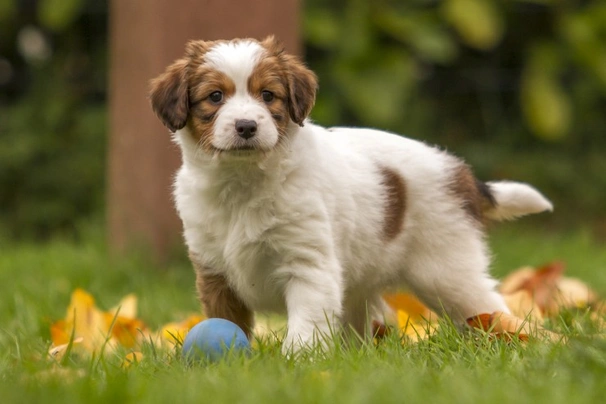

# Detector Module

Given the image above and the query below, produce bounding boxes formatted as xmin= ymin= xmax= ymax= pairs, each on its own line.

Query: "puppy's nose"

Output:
xmin=235 ymin=119 xmax=257 ymax=140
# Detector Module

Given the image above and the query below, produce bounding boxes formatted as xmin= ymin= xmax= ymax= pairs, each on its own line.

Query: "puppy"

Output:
xmin=150 ymin=36 xmax=552 ymax=353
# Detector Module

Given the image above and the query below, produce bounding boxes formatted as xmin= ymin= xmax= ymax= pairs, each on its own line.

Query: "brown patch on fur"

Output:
xmin=190 ymin=252 xmax=254 ymax=338
xmin=149 ymin=40 xmax=216 ymax=132
xmin=150 ymin=58 xmax=189 ymax=132
xmin=260 ymin=36 xmax=318 ymax=126
xmin=380 ymin=166 xmax=407 ymax=241
xmin=449 ymin=164 xmax=496 ymax=223
xmin=187 ymin=68 xmax=236 ymax=150
xmin=248 ymin=56 xmax=290 ymax=138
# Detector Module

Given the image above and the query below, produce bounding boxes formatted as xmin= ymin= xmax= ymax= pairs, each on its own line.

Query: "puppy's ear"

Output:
xmin=149 ymin=58 xmax=189 ymax=132
xmin=283 ymin=54 xmax=318 ymax=126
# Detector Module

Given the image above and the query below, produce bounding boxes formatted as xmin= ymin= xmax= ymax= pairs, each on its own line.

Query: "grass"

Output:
xmin=1 ymin=223 xmax=606 ymax=403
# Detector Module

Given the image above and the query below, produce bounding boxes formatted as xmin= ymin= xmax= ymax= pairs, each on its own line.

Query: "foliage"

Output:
xmin=304 ymin=0 xmax=606 ymax=142
xmin=0 ymin=0 xmax=107 ymax=239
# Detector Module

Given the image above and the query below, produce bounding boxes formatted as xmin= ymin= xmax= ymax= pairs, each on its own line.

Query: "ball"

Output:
xmin=181 ymin=318 xmax=250 ymax=362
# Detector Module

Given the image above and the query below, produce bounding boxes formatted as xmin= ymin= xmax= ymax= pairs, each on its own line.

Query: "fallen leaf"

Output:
xmin=383 ymin=293 xmax=438 ymax=322
xmin=500 ymin=266 xmax=536 ymax=295
xmin=122 ymin=351 xmax=144 ymax=368
xmin=105 ymin=313 xmax=147 ymax=348
xmin=48 ymin=337 xmax=84 ymax=360
xmin=503 ymin=290 xmax=543 ymax=322
xmin=109 ymin=293 xmax=138 ymax=319
xmin=556 ymin=277 xmax=598 ymax=310
xmin=397 ymin=309 xmax=437 ymax=342
xmin=500 ymin=262 xmax=600 ymax=317
xmin=58 ymin=289 xmax=110 ymax=352
xmin=467 ymin=311 xmax=561 ymax=342
xmin=158 ymin=314 xmax=205 ymax=346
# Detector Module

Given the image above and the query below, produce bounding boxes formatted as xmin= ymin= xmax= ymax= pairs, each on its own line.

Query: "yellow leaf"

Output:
xmin=397 ymin=310 xmax=436 ymax=342
xmin=64 ymin=289 xmax=109 ymax=352
xmin=109 ymin=293 xmax=138 ymax=319
xmin=122 ymin=351 xmax=144 ymax=368
xmin=159 ymin=314 xmax=205 ymax=346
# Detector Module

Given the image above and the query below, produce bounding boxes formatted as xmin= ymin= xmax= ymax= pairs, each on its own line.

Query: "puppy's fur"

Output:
xmin=150 ymin=37 xmax=553 ymax=353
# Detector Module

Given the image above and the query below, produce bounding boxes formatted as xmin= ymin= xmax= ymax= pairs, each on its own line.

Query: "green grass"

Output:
xmin=1 ymin=224 xmax=606 ymax=403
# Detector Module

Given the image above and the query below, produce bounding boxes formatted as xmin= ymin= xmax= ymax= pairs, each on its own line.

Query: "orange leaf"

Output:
xmin=520 ymin=262 xmax=565 ymax=315
xmin=105 ymin=313 xmax=147 ymax=348
xmin=467 ymin=311 xmax=560 ymax=342
xmin=50 ymin=320 xmax=70 ymax=346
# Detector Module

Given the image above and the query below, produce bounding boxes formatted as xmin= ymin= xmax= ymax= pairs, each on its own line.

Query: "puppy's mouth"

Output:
xmin=210 ymin=144 xmax=261 ymax=153
xmin=209 ymin=139 xmax=271 ymax=155
xmin=209 ymin=133 xmax=275 ymax=154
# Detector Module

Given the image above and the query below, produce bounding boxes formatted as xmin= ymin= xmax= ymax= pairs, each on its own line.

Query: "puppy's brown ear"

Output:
xmin=149 ymin=58 xmax=189 ymax=132
xmin=284 ymin=54 xmax=318 ymax=126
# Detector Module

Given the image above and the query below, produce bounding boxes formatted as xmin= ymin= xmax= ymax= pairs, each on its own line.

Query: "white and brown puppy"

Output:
xmin=150 ymin=36 xmax=552 ymax=353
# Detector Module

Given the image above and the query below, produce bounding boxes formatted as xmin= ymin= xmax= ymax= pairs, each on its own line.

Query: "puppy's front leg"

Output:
xmin=191 ymin=253 xmax=254 ymax=338
xmin=281 ymin=268 xmax=343 ymax=355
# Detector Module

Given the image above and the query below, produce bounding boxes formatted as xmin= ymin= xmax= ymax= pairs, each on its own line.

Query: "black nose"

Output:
xmin=235 ymin=119 xmax=257 ymax=139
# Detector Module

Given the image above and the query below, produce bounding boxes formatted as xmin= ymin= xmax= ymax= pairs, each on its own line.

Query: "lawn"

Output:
xmin=1 ymin=222 xmax=605 ymax=404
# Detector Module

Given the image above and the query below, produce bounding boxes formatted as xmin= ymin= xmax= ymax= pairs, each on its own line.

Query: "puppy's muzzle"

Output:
xmin=235 ymin=119 xmax=257 ymax=140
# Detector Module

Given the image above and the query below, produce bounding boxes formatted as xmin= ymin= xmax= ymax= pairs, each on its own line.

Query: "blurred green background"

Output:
xmin=1 ymin=0 xmax=605 ymax=243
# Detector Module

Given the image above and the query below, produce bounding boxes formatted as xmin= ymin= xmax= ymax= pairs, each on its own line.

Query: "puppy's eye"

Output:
xmin=208 ymin=91 xmax=223 ymax=104
xmin=261 ymin=90 xmax=274 ymax=103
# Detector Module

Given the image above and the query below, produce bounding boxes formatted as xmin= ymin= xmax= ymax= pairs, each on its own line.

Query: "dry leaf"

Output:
xmin=500 ymin=266 xmax=535 ymax=294
xmin=109 ymin=293 xmax=138 ymax=319
xmin=122 ymin=351 xmax=144 ymax=368
xmin=50 ymin=289 xmax=147 ymax=355
xmin=48 ymin=337 xmax=84 ymax=360
xmin=158 ymin=314 xmax=205 ymax=346
xmin=383 ymin=292 xmax=439 ymax=343
xmin=105 ymin=314 xmax=147 ymax=348
xmin=556 ymin=277 xmax=598 ymax=309
xmin=503 ymin=290 xmax=543 ymax=322
xmin=59 ymin=289 xmax=110 ymax=352
xmin=397 ymin=309 xmax=437 ymax=342
xmin=383 ymin=293 xmax=438 ymax=322
xmin=500 ymin=262 xmax=600 ymax=317
xmin=467 ymin=311 xmax=560 ymax=342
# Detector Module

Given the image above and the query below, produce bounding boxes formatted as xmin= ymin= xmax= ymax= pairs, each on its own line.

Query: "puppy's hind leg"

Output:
xmin=402 ymin=229 xmax=509 ymax=325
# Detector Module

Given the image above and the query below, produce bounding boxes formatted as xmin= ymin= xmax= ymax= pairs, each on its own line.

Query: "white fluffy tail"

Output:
xmin=484 ymin=181 xmax=553 ymax=221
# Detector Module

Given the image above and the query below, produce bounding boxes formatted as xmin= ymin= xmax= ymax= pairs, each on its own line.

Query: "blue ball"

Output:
xmin=182 ymin=318 xmax=250 ymax=362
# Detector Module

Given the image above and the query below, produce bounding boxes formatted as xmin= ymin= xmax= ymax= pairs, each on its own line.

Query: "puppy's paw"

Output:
xmin=281 ymin=329 xmax=330 ymax=357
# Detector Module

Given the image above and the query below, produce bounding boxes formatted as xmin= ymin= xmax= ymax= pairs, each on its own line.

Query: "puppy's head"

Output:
xmin=150 ymin=36 xmax=318 ymax=153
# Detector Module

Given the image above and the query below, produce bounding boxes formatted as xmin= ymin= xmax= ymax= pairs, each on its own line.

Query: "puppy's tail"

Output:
xmin=484 ymin=181 xmax=553 ymax=221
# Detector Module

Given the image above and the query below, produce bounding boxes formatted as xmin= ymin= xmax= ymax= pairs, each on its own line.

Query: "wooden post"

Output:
xmin=107 ymin=0 xmax=301 ymax=262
